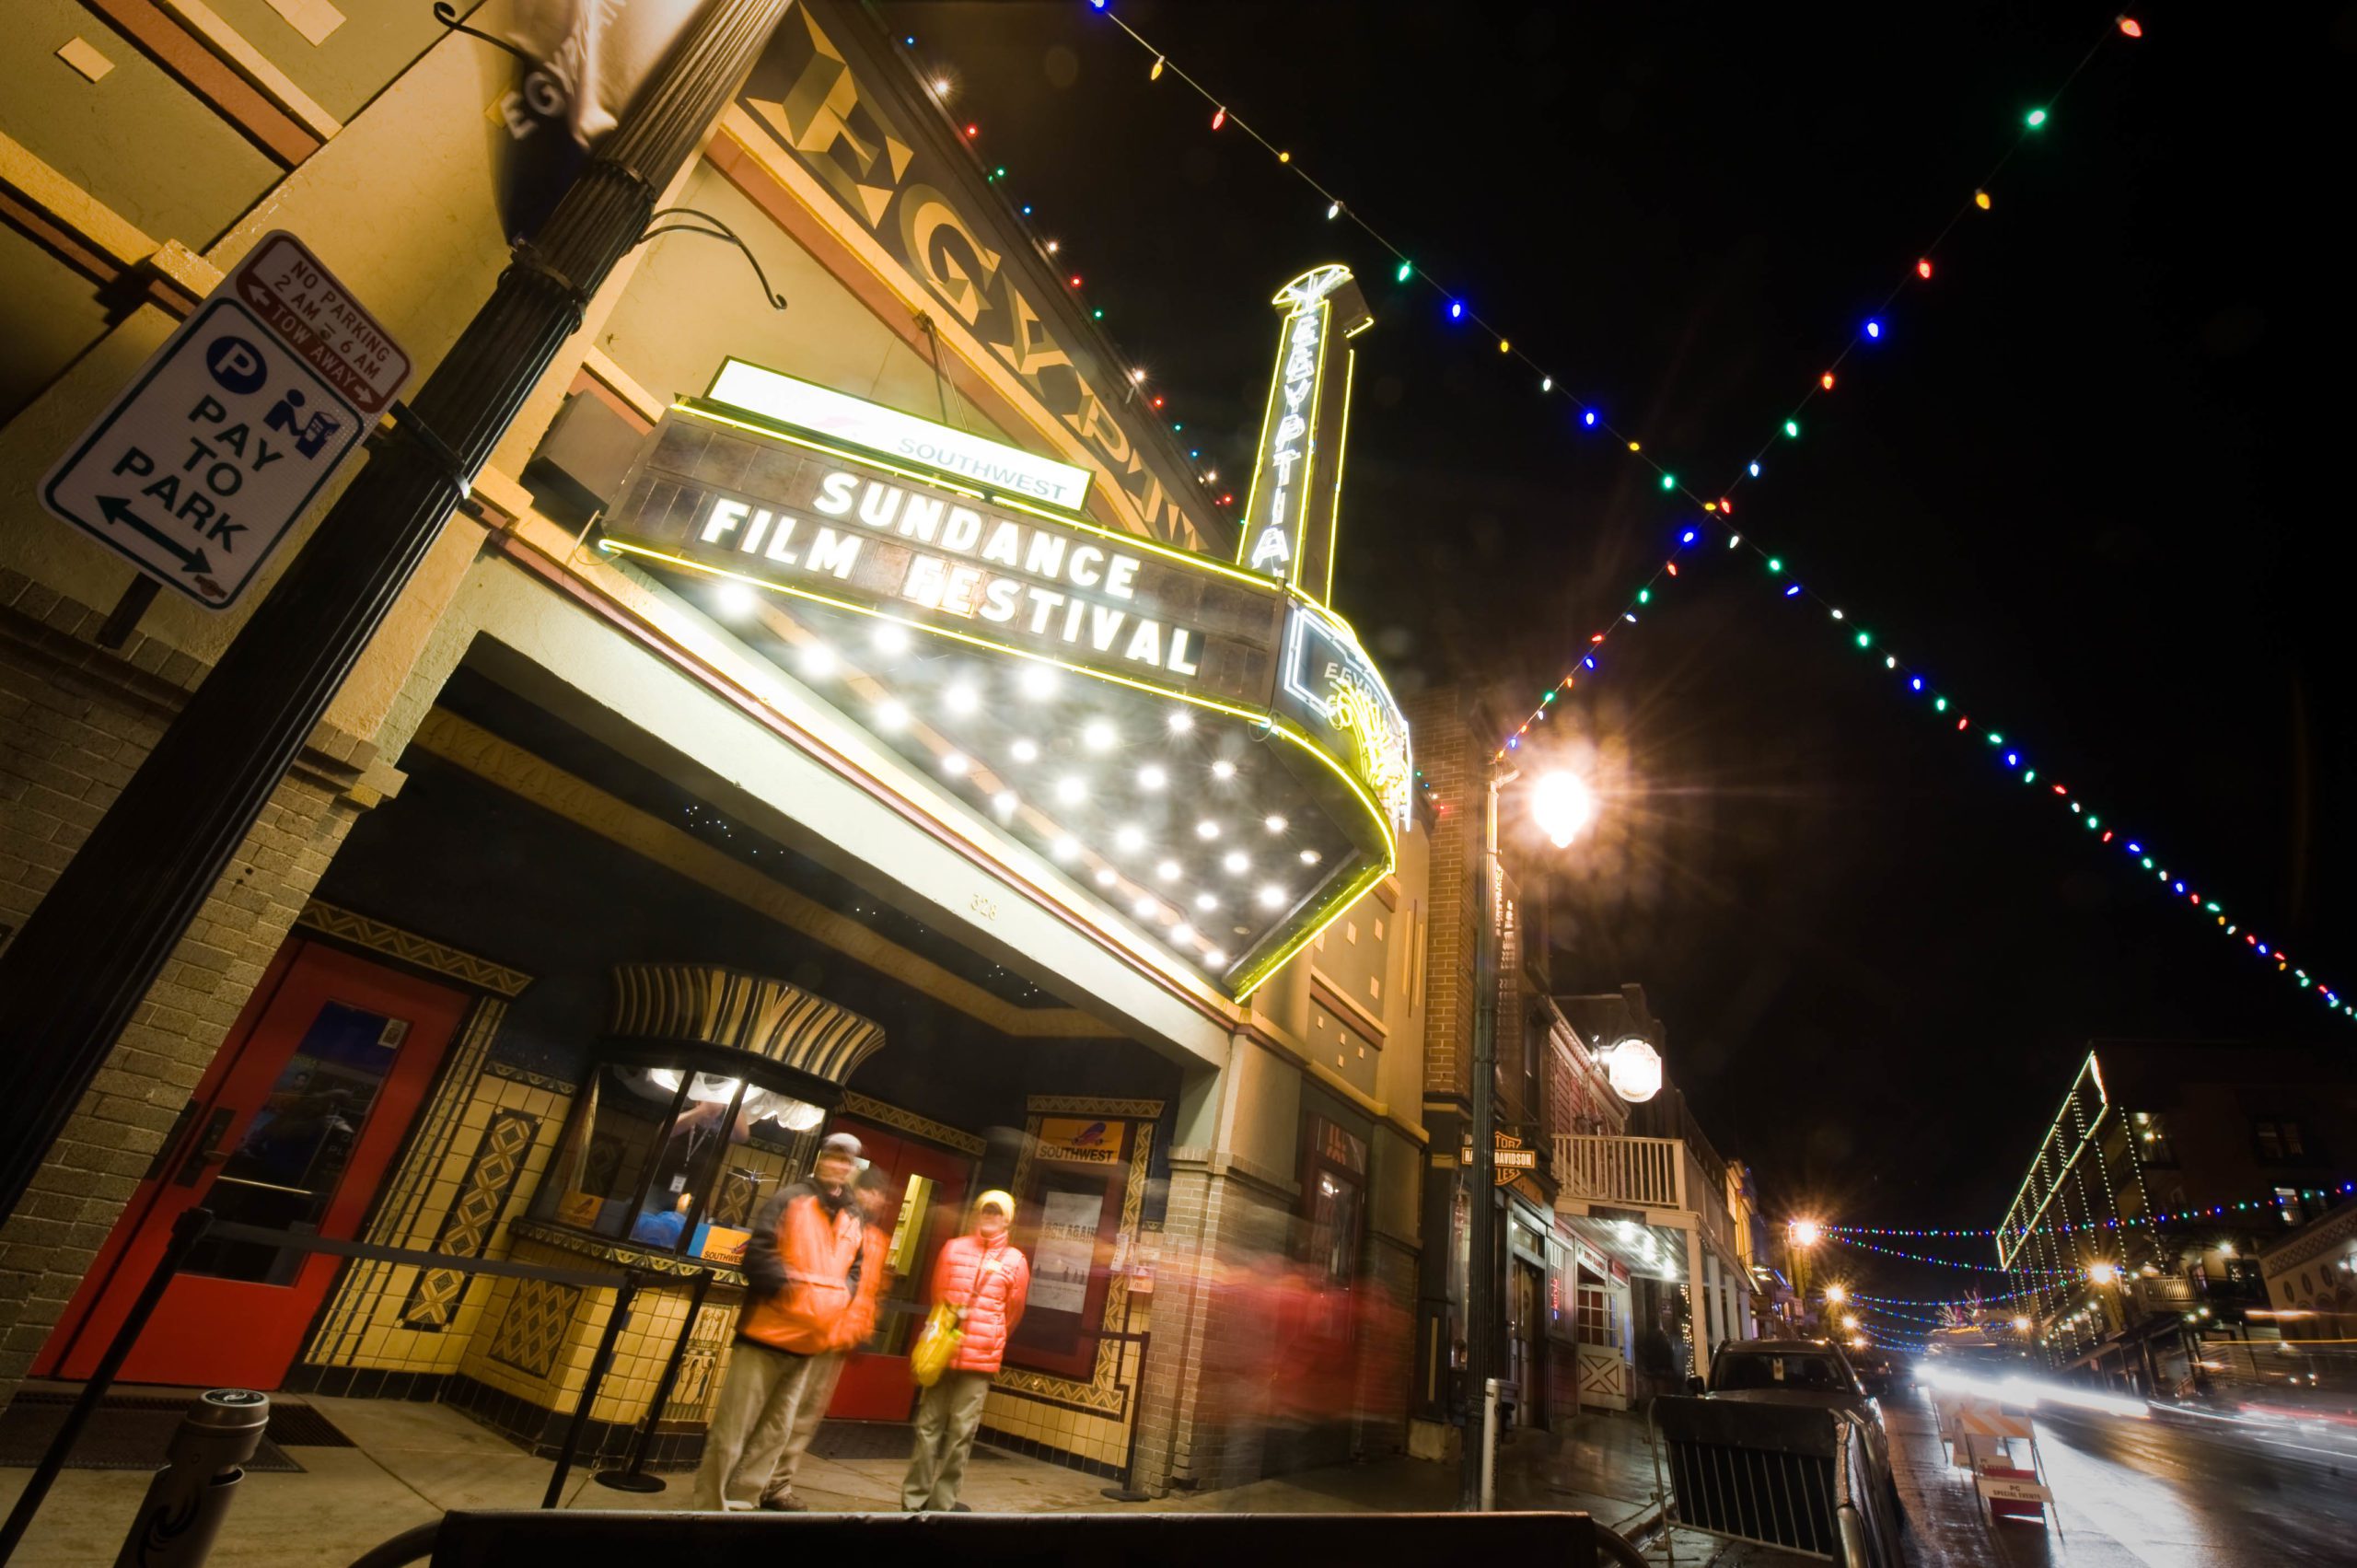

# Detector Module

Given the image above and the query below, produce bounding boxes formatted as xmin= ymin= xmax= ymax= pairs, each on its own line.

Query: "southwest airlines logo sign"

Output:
xmin=706 ymin=359 xmax=1092 ymax=511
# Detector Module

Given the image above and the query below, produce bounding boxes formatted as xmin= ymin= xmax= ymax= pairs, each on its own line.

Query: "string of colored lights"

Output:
xmin=1827 ymin=1234 xmax=2070 ymax=1276
xmin=1852 ymin=1286 xmax=2046 ymax=1308
xmin=1025 ymin=6 xmax=2144 ymax=717
xmin=1831 ymin=1181 xmax=2357 ymax=1239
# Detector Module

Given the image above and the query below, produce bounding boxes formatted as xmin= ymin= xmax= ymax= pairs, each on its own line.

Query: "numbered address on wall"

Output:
xmin=40 ymin=232 xmax=408 ymax=610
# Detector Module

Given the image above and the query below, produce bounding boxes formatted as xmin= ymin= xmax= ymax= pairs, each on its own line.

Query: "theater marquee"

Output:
xmin=601 ymin=349 xmax=1407 ymax=998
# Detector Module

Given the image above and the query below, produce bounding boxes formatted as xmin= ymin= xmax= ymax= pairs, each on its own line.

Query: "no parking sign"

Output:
xmin=40 ymin=232 xmax=407 ymax=609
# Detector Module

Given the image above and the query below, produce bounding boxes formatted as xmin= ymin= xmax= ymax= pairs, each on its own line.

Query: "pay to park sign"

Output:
xmin=41 ymin=231 xmax=409 ymax=609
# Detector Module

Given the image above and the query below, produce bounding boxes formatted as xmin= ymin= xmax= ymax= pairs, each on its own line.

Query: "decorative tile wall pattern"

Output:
xmin=488 ymin=1281 xmax=582 ymax=1380
xmin=401 ymin=1109 xmax=540 ymax=1328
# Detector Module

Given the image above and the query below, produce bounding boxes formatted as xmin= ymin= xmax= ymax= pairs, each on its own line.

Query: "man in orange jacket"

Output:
xmin=754 ymin=1164 xmax=893 ymax=1511
xmin=691 ymin=1132 xmax=880 ymax=1510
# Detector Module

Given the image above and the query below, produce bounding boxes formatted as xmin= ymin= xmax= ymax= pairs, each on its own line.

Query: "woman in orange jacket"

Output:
xmin=901 ymin=1190 xmax=1028 ymax=1511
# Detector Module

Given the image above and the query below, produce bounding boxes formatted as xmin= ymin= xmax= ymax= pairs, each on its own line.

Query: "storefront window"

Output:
xmin=1303 ymin=1115 xmax=1367 ymax=1289
xmin=533 ymin=1050 xmax=830 ymax=1262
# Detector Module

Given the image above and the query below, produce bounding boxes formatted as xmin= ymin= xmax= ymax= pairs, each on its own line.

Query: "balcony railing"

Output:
xmin=1553 ymin=1133 xmax=1741 ymax=1259
xmin=1553 ymin=1133 xmax=1688 ymax=1210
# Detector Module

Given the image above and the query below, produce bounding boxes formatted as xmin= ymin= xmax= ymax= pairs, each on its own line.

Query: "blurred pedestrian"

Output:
xmin=757 ymin=1164 xmax=895 ymax=1511
xmin=691 ymin=1132 xmax=868 ymax=1510
xmin=901 ymin=1189 xmax=1028 ymax=1511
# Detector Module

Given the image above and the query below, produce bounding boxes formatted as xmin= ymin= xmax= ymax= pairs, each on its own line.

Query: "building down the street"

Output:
xmin=1997 ymin=1040 xmax=2357 ymax=1399
xmin=0 ymin=0 xmax=1434 ymax=1494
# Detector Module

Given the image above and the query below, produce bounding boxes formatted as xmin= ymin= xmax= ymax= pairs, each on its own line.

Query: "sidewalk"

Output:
xmin=0 ymin=1397 xmax=1671 ymax=1564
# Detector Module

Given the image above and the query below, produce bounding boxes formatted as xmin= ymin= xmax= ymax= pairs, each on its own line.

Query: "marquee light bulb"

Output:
xmin=1083 ymin=719 xmax=1118 ymax=751
xmin=1055 ymin=775 xmax=1086 ymax=805
xmin=1264 ymin=814 xmax=1288 ymax=834
xmin=1020 ymin=666 xmax=1057 ymax=699
xmin=797 ymin=645 xmax=836 ymax=679
xmin=946 ymin=684 xmax=980 ymax=714
xmin=992 ymin=791 xmax=1017 ymax=817
xmin=1212 ymin=760 xmax=1237 ymax=781
xmin=1299 ymin=849 xmax=1320 ymax=865
xmin=1094 ymin=867 xmax=1116 ymax=888
xmin=1156 ymin=860 xmax=1181 ymax=881
xmin=1167 ymin=709 xmax=1194 ymax=734
xmin=1257 ymin=885 xmax=1287 ymax=909
xmin=1052 ymin=836 xmax=1080 ymax=861
xmin=1169 ymin=923 xmax=1193 ymax=945
xmin=1203 ymin=948 xmax=1226 ymax=968
xmin=1139 ymin=764 xmax=1167 ymax=790
xmin=873 ymin=623 xmax=911 ymax=654
xmin=941 ymin=752 xmax=969 ymax=776
xmin=1010 ymin=738 xmax=1039 ymax=763
xmin=1195 ymin=820 xmax=1220 ymax=840
xmin=876 ymin=701 xmax=908 ymax=730
xmin=1116 ymin=825 xmax=1145 ymax=853
xmin=1195 ymin=892 xmax=1218 ymax=912
xmin=1130 ymin=367 xmax=1146 ymax=383
xmin=1132 ymin=896 xmax=1159 ymax=920
xmin=1223 ymin=851 xmax=1249 ymax=875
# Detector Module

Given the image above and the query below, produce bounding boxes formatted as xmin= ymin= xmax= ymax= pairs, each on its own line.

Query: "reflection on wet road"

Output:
xmin=1878 ymin=1389 xmax=2357 ymax=1567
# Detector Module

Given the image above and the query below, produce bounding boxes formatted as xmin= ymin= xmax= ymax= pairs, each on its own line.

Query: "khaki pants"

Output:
xmin=901 ymin=1369 xmax=993 ymax=1511
xmin=691 ymin=1341 xmax=842 ymax=1510
xmin=760 ymin=1349 xmax=847 ymax=1504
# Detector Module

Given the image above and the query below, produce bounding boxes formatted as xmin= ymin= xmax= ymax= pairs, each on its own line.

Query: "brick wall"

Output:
xmin=0 ymin=575 xmax=376 ymax=1388
xmin=1402 ymin=689 xmax=1475 ymax=1103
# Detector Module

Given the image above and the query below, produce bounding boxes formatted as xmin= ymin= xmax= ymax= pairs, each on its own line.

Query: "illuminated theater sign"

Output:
xmin=602 ymin=280 xmax=1405 ymax=997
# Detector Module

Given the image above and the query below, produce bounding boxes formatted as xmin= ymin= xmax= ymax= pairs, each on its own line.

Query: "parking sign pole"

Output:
xmin=0 ymin=0 xmax=792 ymax=1218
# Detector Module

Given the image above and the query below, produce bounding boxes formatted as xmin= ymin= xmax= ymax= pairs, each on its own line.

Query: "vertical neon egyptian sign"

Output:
xmin=1236 ymin=265 xmax=1373 ymax=601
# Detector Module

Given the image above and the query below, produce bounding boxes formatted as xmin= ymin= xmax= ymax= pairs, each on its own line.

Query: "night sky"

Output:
xmin=880 ymin=2 xmax=2356 ymax=1296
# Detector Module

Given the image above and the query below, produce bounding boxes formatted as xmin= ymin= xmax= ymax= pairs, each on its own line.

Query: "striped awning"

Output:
xmin=608 ymin=963 xmax=885 ymax=1086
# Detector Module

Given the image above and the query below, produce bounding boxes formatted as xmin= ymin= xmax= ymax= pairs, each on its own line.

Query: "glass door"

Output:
xmin=38 ymin=941 xmax=470 ymax=1387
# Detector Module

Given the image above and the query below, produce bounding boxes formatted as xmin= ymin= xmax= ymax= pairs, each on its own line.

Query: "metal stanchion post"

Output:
xmin=110 ymin=1389 xmax=271 ymax=1567
xmin=543 ymin=1271 xmax=644 ymax=1508
xmin=595 ymin=1271 xmax=714 ymax=1494
xmin=0 ymin=1207 xmax=215 ymax=1560
xmin=1480 ymin=1377 xmax=1501 ymax=1512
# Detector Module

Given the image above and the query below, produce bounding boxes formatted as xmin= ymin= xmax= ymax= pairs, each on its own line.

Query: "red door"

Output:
xmin=38 ymin=940 xmax=469 ymax=1388
xmin=826 ymin=1121 xmax=973 ymax=1421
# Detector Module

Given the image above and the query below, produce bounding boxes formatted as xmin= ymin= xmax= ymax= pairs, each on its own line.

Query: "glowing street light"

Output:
xmin=2086 ymin=1260 xmax=2119 ymax=1286
xmin=1790 ymin=1219 xmax=1824 ymax=1249
xmin=1824 ymin=1283 xmax=1847 ymax=1305
xmin=1841 ymin=1314 xmax=1860 ymax=1331
xmin=1529 ymin=770 xmax=1596 ymax=848
xmin=2012 ymin=1316 xmax=2033 ymax=1333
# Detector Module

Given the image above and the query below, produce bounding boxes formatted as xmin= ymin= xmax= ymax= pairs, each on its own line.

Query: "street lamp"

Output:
xmin=2085 ymin=1260 xmax=2119 ymax=1286
xmin=1790 ymin=1219 xmax=1824 ymax=1249
xmin=1462 ymin=761 xmax=1593 ymax=1512
xmin=1824 ymin=1282 xmax=1847 ymax=1306
xmin=1841 ymin=1314 xmax=1860 ymax=1331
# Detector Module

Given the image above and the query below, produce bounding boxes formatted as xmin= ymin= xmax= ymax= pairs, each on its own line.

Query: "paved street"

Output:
xmin=1871 ymin=1392 xmax=2357 ymax=1568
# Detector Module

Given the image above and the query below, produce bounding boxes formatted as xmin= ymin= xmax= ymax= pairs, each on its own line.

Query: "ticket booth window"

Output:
xmin=532 ymin=1046 xmax=832 ymax=1262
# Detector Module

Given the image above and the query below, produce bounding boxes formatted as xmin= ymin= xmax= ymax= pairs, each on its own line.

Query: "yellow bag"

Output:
xmin=910 ymin=1302 xmax=961 ymax=1388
